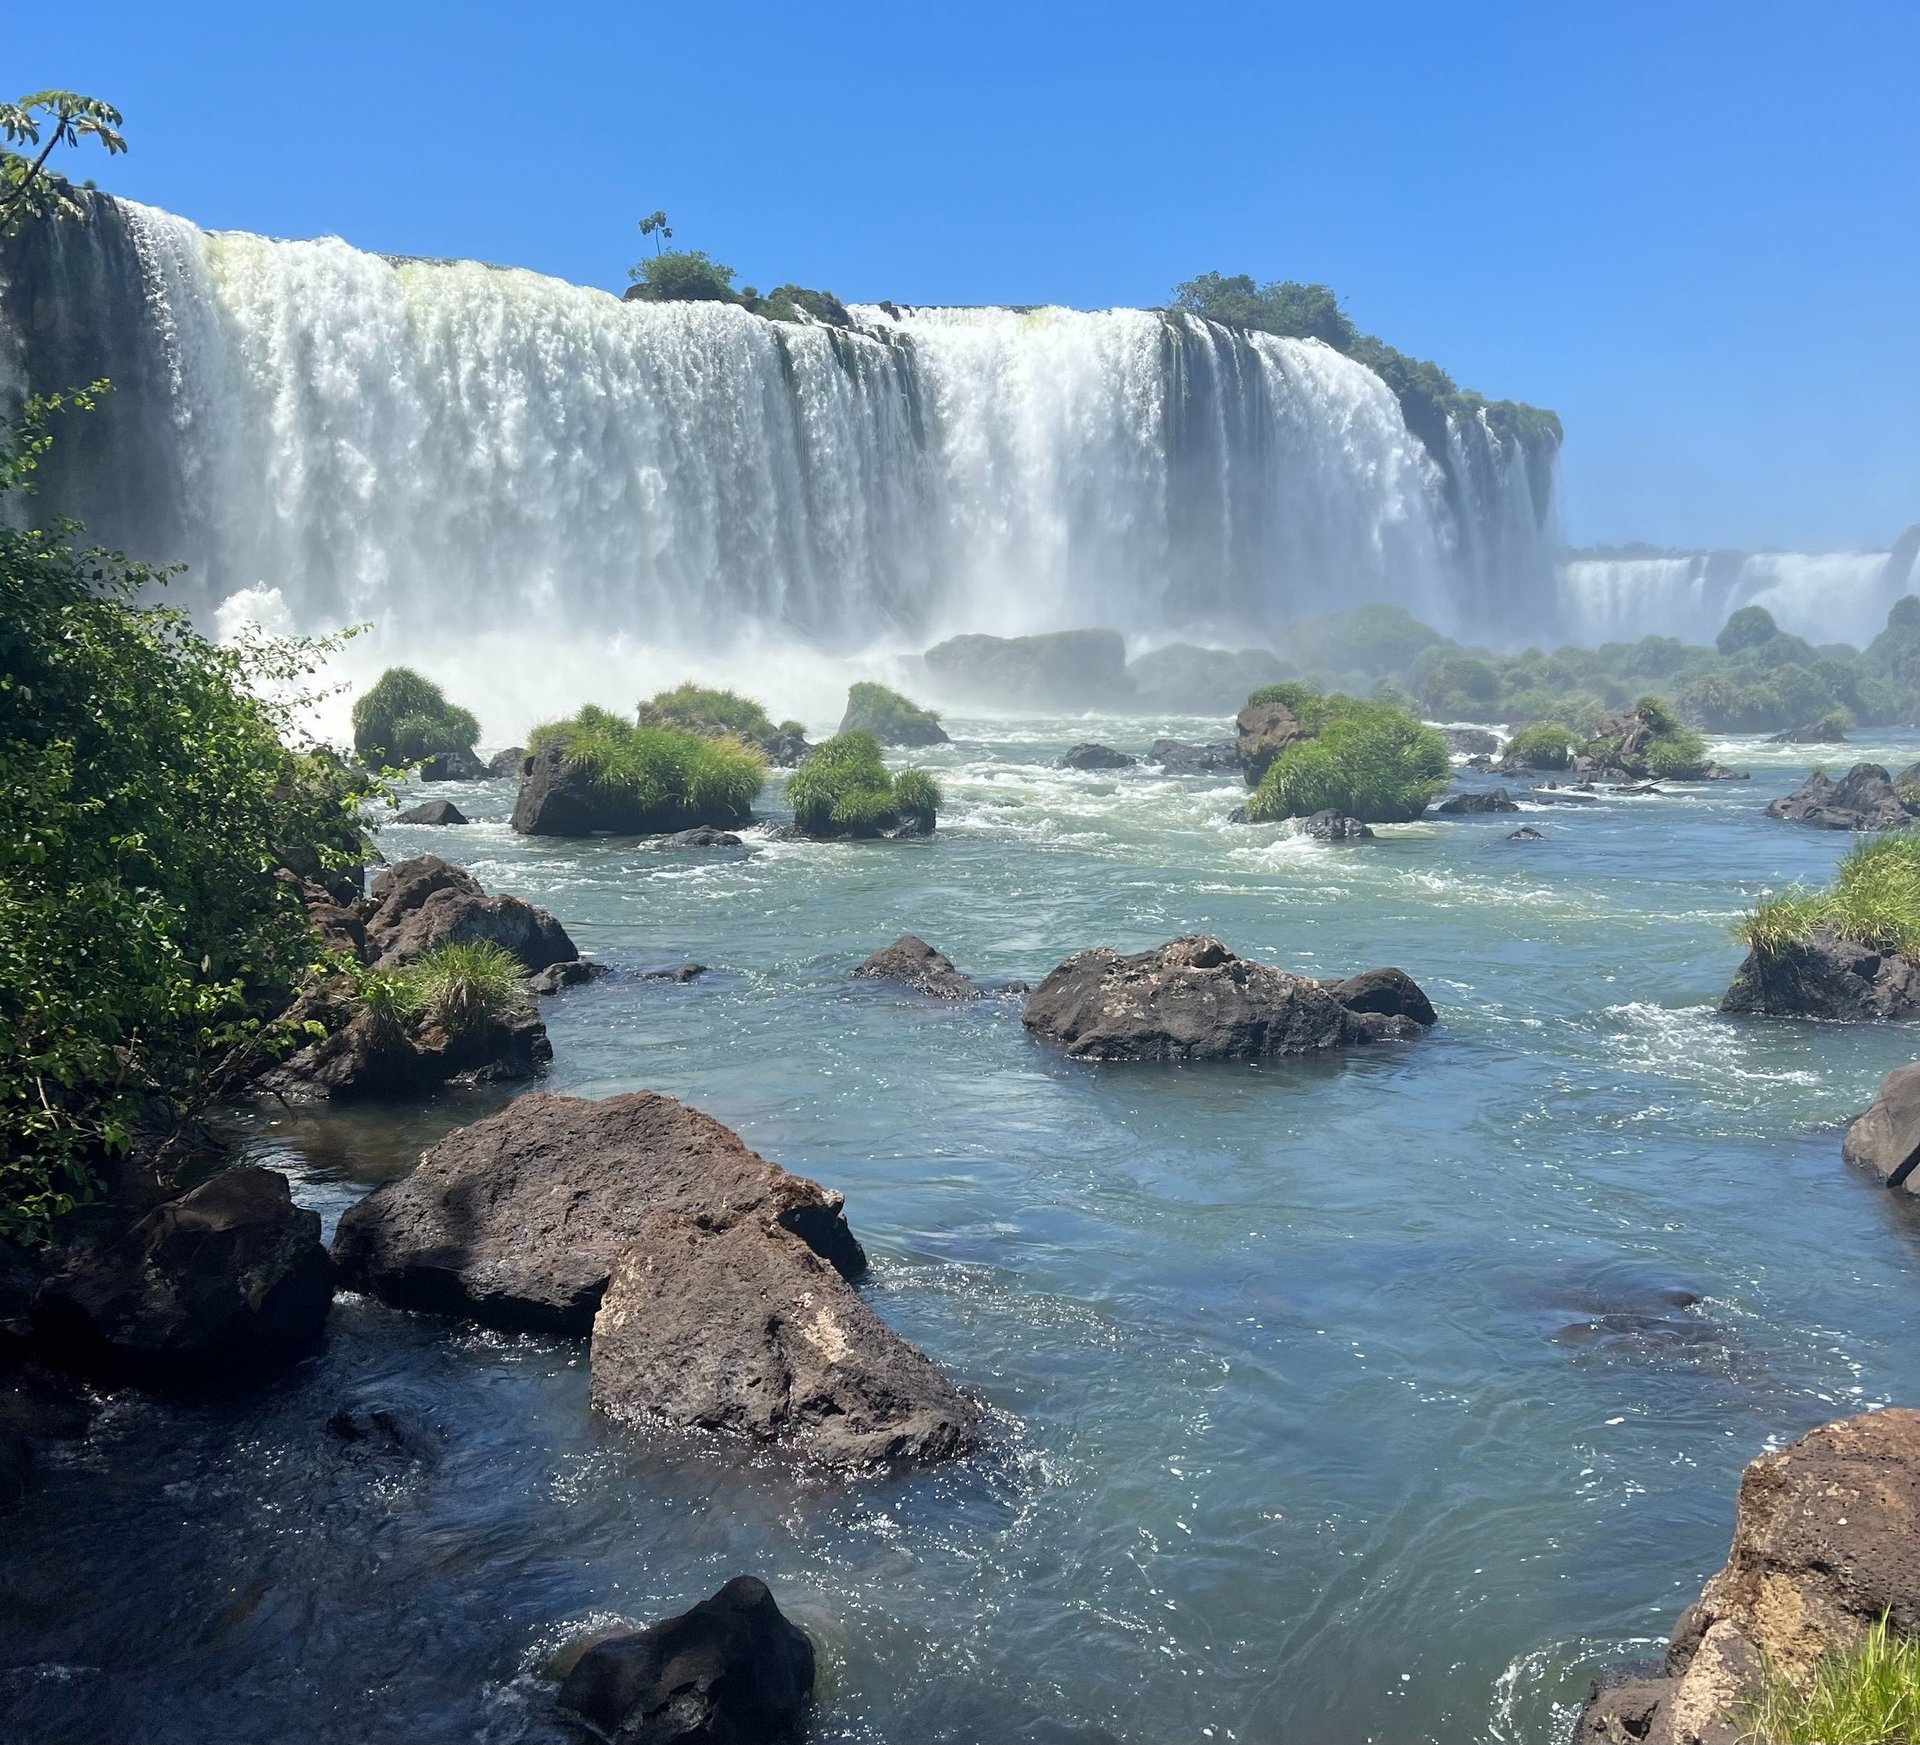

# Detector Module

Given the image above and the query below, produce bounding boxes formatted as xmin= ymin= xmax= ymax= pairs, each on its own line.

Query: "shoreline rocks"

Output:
xmin=1721 ymin=925 xmax=1920 ymax=1021
xmin=1766 ymin=763 xmax=1920 ymax=831
xmin=261 ymin=991 xmax=552 ymax=1101
xmin=854 ymin=935 xmax=982 ymax=1000
xmin=1022 ymin=934 xmax=1435 ymax=1062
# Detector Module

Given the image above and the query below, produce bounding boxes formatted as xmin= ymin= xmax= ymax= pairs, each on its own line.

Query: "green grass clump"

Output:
xmin=1503 ymin=722 xmax=1580 ymax=769
xmin=1743 ymin=1614 xmax=1920 ymax=1744
xmin=1244 ymin=679 xmax=1352 ymax=736
xmin=1246 ymin=702 xmax=1450 ymax=823
xmin=1733 ymin=836 xmax=1920 ymax=959
xmin=838 ymin=682 xmax=948 ymax=746
xmin=1644 ymin=723 xmax=1710 ymax=778
xmin=636 ymin=682 xmax=777 ymax=743
xmin=351 ymin=667 xmax=480 ymax=768
xmin=787 ymin=732 xmax=941 ymax=838
xmin=358 ymin=940 xmax=524 ymax=1039
xmin=529 ymin=706 xmax=765 ymax=829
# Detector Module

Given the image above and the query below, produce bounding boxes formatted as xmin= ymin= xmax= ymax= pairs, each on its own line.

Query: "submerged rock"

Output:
xmin=1022 ymin=934 xmax=1435 ymax=1062
xmin=1058 ymin=742 xmax=1136 ymax=771
xmin=656 ymin=826 xmax=744 ymax=849
xmin=1574 ymin=1410 xmax=1920 ymax=1744
xmin=1296 ymin=810 xmax=1374 ymax=841
xmin=528 ymin=957 xmax=612 ymax=995
xmin=637 ymin=963 xmax=707 ymax=983
xmin=1507 ymin=825 xmax=1546 ymax=842
xmin=854 ymin=935 xmax=982 ymax=1000
xmin=1721 ymin=925 xmax=1920 ymax=1021
xmin=589 ymin=1209 xmax=980 ymax=1468
xmin=393 ymin=799 xmax=466 ymax=826
xmin=1435 ymin=787 xmax=1519 ymax=815
xmin=1766 ymin=763 xmax=1919 ymax=831
xmin=360 ymin=855 xmax=577 ymax=973
xmin=330 ymin=1091 xmax=865 ymax=1335
xmin=32 ymin=1168 xmax=332 ymax=1385
xmin=1146 ymin=738 xmax=1239 ymax=775
xmin=1234 ymin=698 xmax=1302 ymax=787
xmin=1842 ymin=1062 xmax=1920 ymax=1191
xmin=557 ymin=1575 xmax=815 ymax=1744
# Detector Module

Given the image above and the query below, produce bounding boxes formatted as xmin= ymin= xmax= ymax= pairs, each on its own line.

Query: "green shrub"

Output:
xmin=838 ymin=681 xmax=948 ymax=746
xmin=626 ymin=249 xmax=739 ymax=302
xmin=393 ymin=940 xmax=523 ymax=1035
xmin=636 ymin=682 xmax=775 ymax=742
xmin=1246 ymin=702 xmax=1450 ymax=823
xmin=1717 ymin=604 xmax=1781 ymax=656
xmin=529 ymin=706 xmax=764 ymax=828
xmin=787 ymin=732 xmax=940 ymax=838
xmin=1503 ymin=723 xmax=1580 ymax=769
xmin=1743 ymin=1613 xmax=1920 ymax=1744
xmin=351 ymin=667 xmax=479 ymax=768
xmin=1734 ymin=836 xmax=1920 ymax=960
xmin=1645 ymin=725 xmax=1710 ymax=778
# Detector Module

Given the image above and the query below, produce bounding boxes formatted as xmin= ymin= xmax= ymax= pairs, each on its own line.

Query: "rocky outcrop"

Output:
xmin=419 ymin=745 xmax=487 ymax=782
xmin=1296 ymin=810 xmax=1374 ymax=841
xmin=1059 ymin=743 xmax=1135 ymax=771
xmin=763 ymin=727 xmax=812 ymax=768
xmin=589 ymin=1209 xmax=980 ymax=1468
xmin=1322 ymin=966 xmax=1439 ymax=1028
xmin=393 ymin=798 xmax=466 ymax=826
xmin=360 ymin=855 xmax=577 ymax=972
xmin=1235 ymin=699 xmax=1303 ymax=787
xmin=330 ymin=1092 xmax=865 ymax=1335
xmin=557 ymin=1576 xmax=815 ymax=1744
xmin=1436 ymin=787 xmax=1520 ymax=814
xmin=510 ymin=744 xmax=628 ymax=836
xmin=1147 ymin=739 xmax=1239 ymax=775
xmin=854 ymin=935 xmax=982 ymax=1000
xmin=485 ymin=746 xmax=528 ymax=779
xmin=1842 ymin=1062 xmax=1920 ymax=1191
xmin=1022 ymin=934 xmax=1435 ymax=1062
xmin=1721 ymin=926 xmax=1920 ymax=1021
xmin=1574 ymin=1410 xmax=1920 ymax=1745
xmin=923 ymin=628 xmax=1128 ymax=708
xmin=656 ymin=825 xmax=743 ymax=849
xmin=1765 ymin=763 xmax=1919 ymax=830
xmin=31 ymin=1168 xmax=332 ymax=1385
xmin=1699 ymin=761 xmax=1750 ymax=781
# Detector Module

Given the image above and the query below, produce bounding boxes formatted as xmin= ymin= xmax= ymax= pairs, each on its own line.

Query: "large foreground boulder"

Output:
xmin=360 ymin=855 xmax=577 ymax=973
xmin=32 ymin=1168 xmax=332 ymax=1385
xmin=331 ymin=1092 xmax=865 ymax=1334
xmin=854 ymin=935 xmax=982 ymax=1000
xmin=1721 ymin=926 xmax=1920 ymax=1020
xmin=1766 ymin=763 xmax=1920 ymax=830
xmin=557 ymin=1576 xmax=814 ymax=1744
xmin=1022 ymin=934 xmax=1435 ymax=1062
xmin=590 ymin=1210 xmax=980 ymax=1468
xmin=1842 ymin=1062 xmax=1920 ymax=1191
xmin=1574 ymin=1410 xmax=1920 ymax=1745
xmin=1235 ymin=698 xmax=1303 ymax=787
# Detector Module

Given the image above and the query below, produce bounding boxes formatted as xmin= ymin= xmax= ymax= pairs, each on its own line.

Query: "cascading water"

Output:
xmin=0 ymin=195 xmax=1560 ymax=689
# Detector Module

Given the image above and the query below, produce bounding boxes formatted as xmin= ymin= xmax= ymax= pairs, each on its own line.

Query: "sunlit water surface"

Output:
xmin=8 ymin=719 xmax=1920 ymax=1744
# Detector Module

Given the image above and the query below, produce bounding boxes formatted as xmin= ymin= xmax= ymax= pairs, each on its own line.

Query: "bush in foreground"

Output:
xmin=351 ymin=667 xmax=480 ymax=772
xmin=1734 ymin=835 xmax=1920 ymax=961
xmin=787 ymin=733 xmax=940 ymax=839
xmin=1246 ymin=697 xmax=1450 ymax=824
xmin=528 ymin=706 xmax=765 ymax=829
xmin=1744 ymin=1613 xmax=1920 ymax=1745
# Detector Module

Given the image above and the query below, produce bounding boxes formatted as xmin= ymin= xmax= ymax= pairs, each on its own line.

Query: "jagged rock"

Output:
xmin=258 ymin=993 xmax=552 ymax=1102
xmin=1721 ymin=925 xmax=1920 ymax=1020
xmin=1436 ymin=787 xmax=1520 ymax=814
xmin=1059 ymin=742 xmax=1136 ymax=771
xmin=1572 ymin=1410 xmax=1920 ymax=1745
xmin=557 ymin=1576 xmax=815 ymax=1744
xmin=1022 ymin=934 xmax=1435 ymax=1062
xmin=1766 ymin=763 xmax=1919 ymax=830
xmin=486 ymin=746 xmax=528 ymax=779
xmin=923 ymin=628 xmax=1128 ymax=707
xmin=419 ymin=745 xmax=487 ymax=782
xmin=1507 ymin=825 xmax=1546 ymax=842
xmin=590 ymin=1210 xmax=979 ymax=1468
xmin=288 ymin=873 xmax=370 ymax=960
xmin=1842 ymin=1062 xmax=1920 ymax=1191
xmin=1611 ymin=783 xmax=1664 ymax=796
xmin=854 ymin=935 xmax=981 ymax=999
xmin=656 ymin=826 xmax=743 ymax=849
xmin=330 ymin=1091 xmax=865 ymax=1334
xmin=1235 ymin=699 xmax=1302 ymax=787
xmin=1147 ymin=738 xmax=1239 ymax=775
xmin=1225 ymin=805 xmax=1249 ymax=825
xmin=32 ymin=1168 xmax=332 ymax=1385
xmin=1296 ymin=810 xmax=1374 ymax=841
xmin=764 ymin=728 xmax=812 ymax=768
xmin=1441 ymin=727 xmax=1501 ymax=756
xmin=360 ymin=855 xmax=576 ymax=972
xmin=528 ymin=958 xmax=612 ymax=995
xmin=393 ymin=799 xmax=466 ymax=826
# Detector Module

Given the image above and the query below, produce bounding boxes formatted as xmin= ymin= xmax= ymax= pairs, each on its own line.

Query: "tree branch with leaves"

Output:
xmin=1 ymin=89 xmax=126 ymax=235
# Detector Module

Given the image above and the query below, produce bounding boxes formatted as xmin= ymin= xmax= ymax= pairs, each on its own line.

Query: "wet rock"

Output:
xmin=1022 ymin=934 xmax=1435 ymax=1062
xmin=1721 ymin=925 xmax=1920 ymax=1021
xmin=1436 ymin=787 xmax=1520 ymax=814
xmin=419 ymin=745 xmax=487 ymax=782
xmin=636 ymin=963 xmax=707 ymax=983
xmin=557 ymin=1575 xmax=815 ymax=1744
xmin=514 ymin=743 xmax=753 ymax=837
xmin=324 ymin=1402 xmax=436 ymax=1463
xmin=656 ymin=826 xmax=743 ymax=849
xmin=1058 ymin=743 xmax=1136 ymax=771
xmin=1324 ymin=967 xmax=1438 ymax=1028
xmin=1699 ymin=761 xmax=1749 ymax=781
xmin=1147 ymin=738 xmax=1239 ymax=775
xmin=393 ymin=799 xmax=466 ymax=826
xmin=1842 ymin=1062 xmax=1920 ymax=1191
xmin=0 ymin=1425 xmax=29 ymax=1505
xmin=1771 ymin=721 xmax=1849 ymax=744
xmin=854 ymin=935 xmax=982 ymax=1000
xmin=1224 ymin=805 xmax=1250 ymax=825
xmin=260 ymin=993 xmax=551 ymax=1101
xmin=1296 ymin=810 xmax=1374 ymax=841
xmin=331 ymin=1091 xmax=865 ymax=1335
xmin=1234 ymin=698 xmax=1302 ymax=787
xmin=360 ymin=855 xmax=576 ymax=972
xmin=1765 ymin=763 xmax=1918 ymax=831
xmin=485 ymin=746 xmax=528 ymax=779
xmin=32 ymin=1168 xmax=332 ymax=1385
xmin=528 ymin=958 xmax=612 ymax=996
xmin=1441 ymin=727 xmax=1501 ymax=756
xmin=1573 ymin=1410 xmax=1920 ymax=1745
xmin=590 ymin=1210 xmax=979 ymax=1468
xmin=1573 ymin=1665 xmax=1673 ymax=1745
xmin=1610 ymin=783 xmax=1664 ymax=796
xmin=1507 ymin=825 xmax=1546 ymax=842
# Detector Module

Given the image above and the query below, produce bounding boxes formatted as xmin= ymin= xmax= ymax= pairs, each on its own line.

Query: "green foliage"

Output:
xmin=840 ymin=681 xmax=945 ymax=744
xmin=1743 ymin=1613 xmax=1920 ymax=1744
xmin=1420 ymin=654 xmax=1504 ymax=719
xmin=1503 ymin=723 xmax=1580 ymax=769
xmin=1244 ymin=679 xmax=1354 ymax=736
xmin=531 ymin=706 xmax=765 ymax=828
xmin=1246 ymin=700 xmax=1451 ymax=824
xmin=350 ymin=666 xmax=479 ymax=769
xmin=1644 ymin=726 xmax=1710 ymax=778
xmin=389 ymin=941 xmax=523 ymax=1036
xmin=1718 ymin=604 xmax=1780 ymax=656
xmin=786 ymin=732 xmax=940 ymax=838
xmin=753 ymin=284 xmax=853 ymax=327
xmin=1734 ymin=837 xmax=1920 ymax=961
xmin=1172 ymin=273 xmax=1358 ymax=350
xmin=1 ymin=387 xmax=367 ymax=1241
xmin=2 ymin=89 xmax=126 ymax=234
xmin=627 ymin=249 xmax=739 ymax=302
xmin=636 ymin=682 xmax=776 ymax=742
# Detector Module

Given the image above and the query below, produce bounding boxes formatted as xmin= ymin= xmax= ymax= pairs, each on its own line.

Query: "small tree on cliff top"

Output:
xmin=1 ymin=90 xmax=126 ymax=234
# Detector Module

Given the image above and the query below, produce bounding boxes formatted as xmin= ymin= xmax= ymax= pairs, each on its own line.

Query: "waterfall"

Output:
xmin=1 ymin=195 xmax=1560 ymax=671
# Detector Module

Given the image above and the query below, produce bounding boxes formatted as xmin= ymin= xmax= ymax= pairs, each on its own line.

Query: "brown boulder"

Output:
xmin=853 ymin=935 xmax=981 ymax=1000
xmin=330 ymin=1092 xmax=865 ymax=1334
xmin=1234 ymin=698 xmax=1302 ymax=787
xmin=589 ymin=1209 xmax=978 ymax=1468
xmin=1842 ymin=1062 xmax=1920 ymax=1190
xmin=360 ymin=855 xmax=576 ymax=972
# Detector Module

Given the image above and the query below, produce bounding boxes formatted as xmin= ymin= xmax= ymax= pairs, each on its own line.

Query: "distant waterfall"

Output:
xmin=1 ymin=194 xmax=1561 ymax=660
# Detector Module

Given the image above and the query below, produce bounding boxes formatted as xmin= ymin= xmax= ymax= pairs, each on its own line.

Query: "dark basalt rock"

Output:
xmin=764 ymin=728 xmax=812 ymax=768
xmin=32 ymin=1168 xmax=332 ymax=1385
xmin=1573 ymin=1410 xmax=1920 ymax=1744
xmin=1296 ymin=810 xmax=1374 ymax=841
xmin=1507 ymin=825 xmax=1546 ymax=842
xmin=1771 ymin=721 xmax=1849 ymax=744
xmin=1842 ymin=1062 xmax=1920 ymax=1192
xmin=393 ymin=799 xmax=466 ymax=826
xmin=1610 ymin=783 xmax=1664 ymax=796
xmin=1436 ymin=787 xmax=1519 ymax=814
xmin=657 ymin=826 xmax=743 ymax=849
xmin=419 ymin=745 xmax=487 ymax=782
xmin=330 ymin=1091 xmax=865 ymax=1335
xmin=1022 ymin=934 xmax=1434 ymax=1062
xmin=590 ymin=1209 xmax=979 ymax=1468
xmin=637 ymin=963 xmax=707 ymax=983
xmin=512 ymin=744 xmax=756 ymax=836
xmin=557 ymin=1576 xmax=815 ymax=1745
xmin=1699 ymin=761 xmax=1750 ymax=781
xmin=1147 ymin=738 xmax=1239 ymax=775
xmin=360 ymin=855 xmax=576 ymax=972
xmin=485 ymin=746 xmax=528 ymax=779
xmin=1323 ymin=966 xmax=1438 ymax=1028
xmin=1441 ymin=727 xmax=1501 ymax=756
xmin=854 ymin=935 xmax=981 ymax=1000
xmin=528 ymin=958 xmax=612 ymax=995
xmin=1722 ymin=925 xmax=1920 ymax=1021
xmin=1224 ymin=805 xmax=1249 ymax=825
xmin=1059 ymin=742 xmax=1136 ymax=771
xmin=259 ymin=994 xmax=552 ymax=1102
xmin=1766 ymin=763 xmax=1919 ymax=831
xmin=1234 ymin=699 xmax=1303 ymax=787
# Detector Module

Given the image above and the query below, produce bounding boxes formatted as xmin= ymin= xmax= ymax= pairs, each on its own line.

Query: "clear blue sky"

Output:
xmin=17 ymin=0 xmax=1918 ymax=552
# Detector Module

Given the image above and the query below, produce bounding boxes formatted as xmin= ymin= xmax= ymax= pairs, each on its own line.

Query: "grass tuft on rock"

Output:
xmin=1734 ymin=836 xmax=1920 ymax=960
xmin=351 ymin=667 xmax=480 ymax=769
xmin=637 ymin=682 xmax=777 ymax=742
xmin=1743 ymin=1613 xmax=1920 ymax=1745
xmin=1246 ymin=695 xmax=1450 ymax=823
xmin=839 ymin=682 xmax=948 ymax=745
xmin=528 ymin=706 xmax=765 ymax=827
xmin=1503 ymin=722 xmax=1580 ymax=769
xmin=358 ymin=941 xmax=524 ymax=1038
xmin=787 ymin=732 xmax=941 ymax=838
